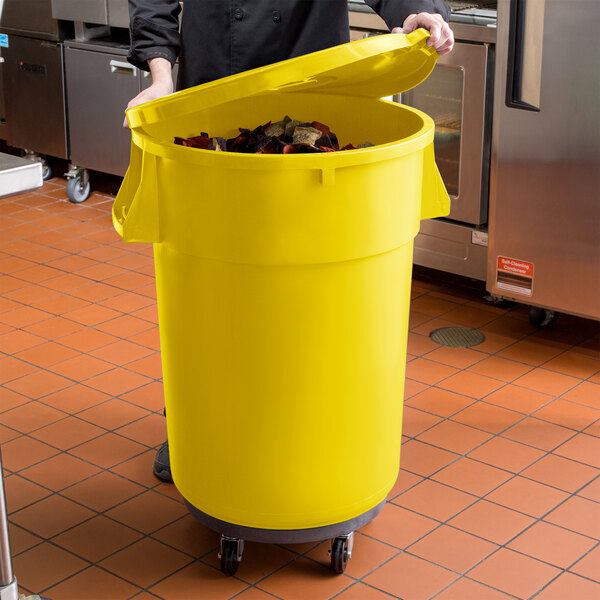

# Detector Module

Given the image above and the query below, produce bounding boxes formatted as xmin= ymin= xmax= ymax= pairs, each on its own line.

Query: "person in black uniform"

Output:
xmin=124 ymin=0 xmax=454 ymax=481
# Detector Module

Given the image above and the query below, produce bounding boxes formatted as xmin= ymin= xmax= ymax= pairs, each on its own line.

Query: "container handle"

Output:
xmin=420 ymin=142 xmax=450 ymax=221
xmin=112 ymin=142 xmax=161 ymax=243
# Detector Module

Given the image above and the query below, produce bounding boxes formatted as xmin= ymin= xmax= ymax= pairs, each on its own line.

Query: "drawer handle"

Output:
xmin=110 ymin=60 xmax=137 ymax=76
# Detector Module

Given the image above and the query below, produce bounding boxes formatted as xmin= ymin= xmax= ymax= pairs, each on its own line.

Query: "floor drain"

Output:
xmin=429 ymin=327 xmax=485 ymax=348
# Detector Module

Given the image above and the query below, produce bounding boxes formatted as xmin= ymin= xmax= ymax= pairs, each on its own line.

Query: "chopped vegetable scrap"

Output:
xmin=174 ymin=116 xmax=374 ymax=154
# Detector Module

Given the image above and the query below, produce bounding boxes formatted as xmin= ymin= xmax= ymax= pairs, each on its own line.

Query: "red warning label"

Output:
xmin=496 ymin=256 xmax=534 ymax=296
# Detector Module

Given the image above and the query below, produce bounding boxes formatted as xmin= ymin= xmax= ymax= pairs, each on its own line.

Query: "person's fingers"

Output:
xmin=394 ymin=13 xmax=454 ymax=55
xmin=122 ymin=83 xmax=172 ymax=129
xmin=425 ymin=19 xmax=442 ymax=47
xmin=122 ymin=92 xmax=144 ymax=128
xmin=436 ymin=35 xmax=454 ymax=55
xmin=399 ymin=13 xmax=419 ymax=34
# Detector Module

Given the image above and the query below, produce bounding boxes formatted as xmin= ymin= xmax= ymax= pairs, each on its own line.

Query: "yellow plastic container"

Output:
xmin=113 ymin=30 xmax=449 ymax=552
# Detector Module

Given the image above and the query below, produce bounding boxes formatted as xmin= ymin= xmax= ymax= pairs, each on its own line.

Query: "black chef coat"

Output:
xmin=128 ymin=0 xmax=450 ymax=90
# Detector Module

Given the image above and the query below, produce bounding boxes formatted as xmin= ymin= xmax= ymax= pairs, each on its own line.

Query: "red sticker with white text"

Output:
xmin=496 ymin=256 xmax=533 ymax=296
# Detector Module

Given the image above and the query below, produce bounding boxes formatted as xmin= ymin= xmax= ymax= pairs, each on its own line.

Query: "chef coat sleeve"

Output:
xmin=364 ymin=0 xmax=451 ymax=29
xmin=127 ymin=0 xmax=182 ymax=71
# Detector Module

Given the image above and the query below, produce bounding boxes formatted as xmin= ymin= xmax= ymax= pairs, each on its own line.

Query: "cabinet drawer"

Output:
xmin=65 ymin=46 xmax=138 ymax=176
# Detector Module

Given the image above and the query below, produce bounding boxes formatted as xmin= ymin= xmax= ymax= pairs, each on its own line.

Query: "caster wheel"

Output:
xmin=330 ymin=537 xmax=349 ymax=574
xmin=529 ymin=307 xmax=555 ymax=329
xmin=41 ymin=161 xmax=53 ymax=181
xmin=219 ymin=538 xmax=242 ymax=576
xmin=67 ymin=174 xmax=91 ymax=203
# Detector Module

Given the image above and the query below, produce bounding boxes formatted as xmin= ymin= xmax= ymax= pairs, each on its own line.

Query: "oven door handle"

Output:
xmin=506 ymin=0 xmax=545 ymax=111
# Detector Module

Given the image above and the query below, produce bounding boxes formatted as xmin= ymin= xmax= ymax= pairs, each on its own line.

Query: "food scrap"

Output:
xmin=174 ymin=116 xmax=374 ymax=154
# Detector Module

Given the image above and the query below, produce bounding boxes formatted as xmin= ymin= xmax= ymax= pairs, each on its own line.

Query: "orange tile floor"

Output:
xmin=1 ymin=177 xmax=599 ymax=600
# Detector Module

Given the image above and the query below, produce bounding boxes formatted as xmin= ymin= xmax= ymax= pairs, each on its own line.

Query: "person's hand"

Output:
xmin=392 ymin=13 xmax=454 ymax=56
xmin=123 ymin=57 xmax=174 ymax=128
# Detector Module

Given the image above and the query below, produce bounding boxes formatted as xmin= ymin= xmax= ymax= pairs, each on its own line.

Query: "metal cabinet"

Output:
xmin=65 ymin=42 xmax=139 ymax=177
xmin=1 ymin=35 xmax=68 ymax=159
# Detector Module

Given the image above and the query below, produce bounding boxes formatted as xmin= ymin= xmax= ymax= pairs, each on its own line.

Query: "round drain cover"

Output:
xmin=429 ymin=327 xmax=485 ymax=348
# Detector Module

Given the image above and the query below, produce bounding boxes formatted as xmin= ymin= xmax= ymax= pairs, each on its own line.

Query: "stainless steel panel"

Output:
xmin=0 ymin=152 xmax=43 ymax=197
xmin=107 ymin=0 xmax=129 ymax=28
xmin=65 ymin=44 xmax=139 ymax=176
xmin=0 ymin=0 xmax=63 ymax=39
xmin=487 ymin=0 xmax=600 ymax=320
xmin=3 ymin=35 xmax=68 ymax=158
xmin=414 ymin=220 xmax=488 ymax=280
xmin=403 ymin=41 xmax=492 ymax=225
xmin=51 ymin=0 xmax=108 ymax=25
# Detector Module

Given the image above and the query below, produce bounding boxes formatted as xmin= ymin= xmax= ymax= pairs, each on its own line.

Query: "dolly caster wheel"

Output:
xmin=329 ymin=532 xmax=354 ymax=574
xmin=41 ymin=161 xmax=53 ymax=180
xmin=529 ymin=307 xmax=555 ymax=329
xmin=219 ymin=536 xmax=243 ymax=576
xmin=66 ymin=170 xmax=91 ymax=203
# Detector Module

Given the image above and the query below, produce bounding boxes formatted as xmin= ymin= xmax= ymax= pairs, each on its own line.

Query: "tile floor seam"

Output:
xmin=47 ymin=535 xmax=196 ymax=593
xmin=26 ymin=380 xmax=160 ymax=420
xmin=564 ymin=539 xmax=600 ymax=574
xmin=455 ymin=490 xmax=600 ymax=569
xmin=42 ymin=558 xmax=147 ymax=598
xmin=437 ymin=575 xmax=524 ymax=600
xmin=330 ymin=580 xmax=406 ymax=599
xmin=220 ymin=552 xmax=318 ymax=592
xmin=1 ymin=356 xmax=159 ymax=401
xmin=16 ymin=541 xmax=94 ymax=594
xmin=8 ymin=476 xmax=188 ymax=542
xmin=525 ymin=568 xmax=571 ymax=600
xmin=130 ymin=592 xmax=162 ymax=600
xmin=6 ymin=436 xmax=154 ymax=487
xmin=7 ymin=465 xmax=155 ymax=516
xmin=408 ymin=414 xmax=547 ymax=463
xmin=229 ymin=583 xmax=284 ymax=600
xmin=476 ymin=538 xmax=596 ymax=584
xmin=522 ymin=469 xmax=600 ymax=506
xmin=556 ymin=394 xmax=600 ymax=412
xmin=3 ymin=411 xmax=157 ymax=456
xmin=544 ymin=449 xmax=600 ymax=480
xmin=469 ymin=442 xmax=599 ymax=495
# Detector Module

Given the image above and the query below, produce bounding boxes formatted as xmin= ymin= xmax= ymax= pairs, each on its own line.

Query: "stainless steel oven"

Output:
xmin=349 ymin=2 xmax=497 ymax=280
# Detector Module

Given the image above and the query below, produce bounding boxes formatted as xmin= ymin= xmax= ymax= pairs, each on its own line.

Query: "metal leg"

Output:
xmin=0 ymin=449 xmax=18 ymax=600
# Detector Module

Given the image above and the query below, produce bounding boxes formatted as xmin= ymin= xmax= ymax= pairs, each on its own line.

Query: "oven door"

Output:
xmin=401 ymin=41 xmax=492 ymax=225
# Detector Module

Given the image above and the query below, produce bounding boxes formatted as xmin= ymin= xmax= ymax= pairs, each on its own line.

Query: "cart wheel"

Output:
xmin=219 ymin=538 xmax=242 ymax=576
xmin=330 ymin=537 xmax=349 ymax=574
xmin=529 ymin=307 xmax=555 ymax=329
xmin=41 ymin=161 xmax=53 ymax=181
xmin=67 ymin=173 xmax=91 ymax=203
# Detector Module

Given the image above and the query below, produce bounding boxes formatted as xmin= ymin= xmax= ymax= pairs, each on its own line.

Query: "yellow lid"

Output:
xmin=126 ymin=29 xmax=437 ymax=129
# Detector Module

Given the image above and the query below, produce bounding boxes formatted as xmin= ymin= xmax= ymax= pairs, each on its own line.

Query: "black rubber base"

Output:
xmin=184 ymin=498 xmax=386 ymax=544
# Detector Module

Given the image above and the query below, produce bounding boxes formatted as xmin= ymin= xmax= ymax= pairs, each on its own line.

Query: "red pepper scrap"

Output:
xmin=173 ymin=116 xmax=373 ymax=154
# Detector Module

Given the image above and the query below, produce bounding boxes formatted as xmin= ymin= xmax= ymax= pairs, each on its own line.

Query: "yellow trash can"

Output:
xmin=113 ymin=30 xmax=449 ymax=575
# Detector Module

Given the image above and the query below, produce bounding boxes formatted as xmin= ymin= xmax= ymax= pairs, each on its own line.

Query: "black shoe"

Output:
xmin=153 ymin=440 xmax=173 ymax=483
